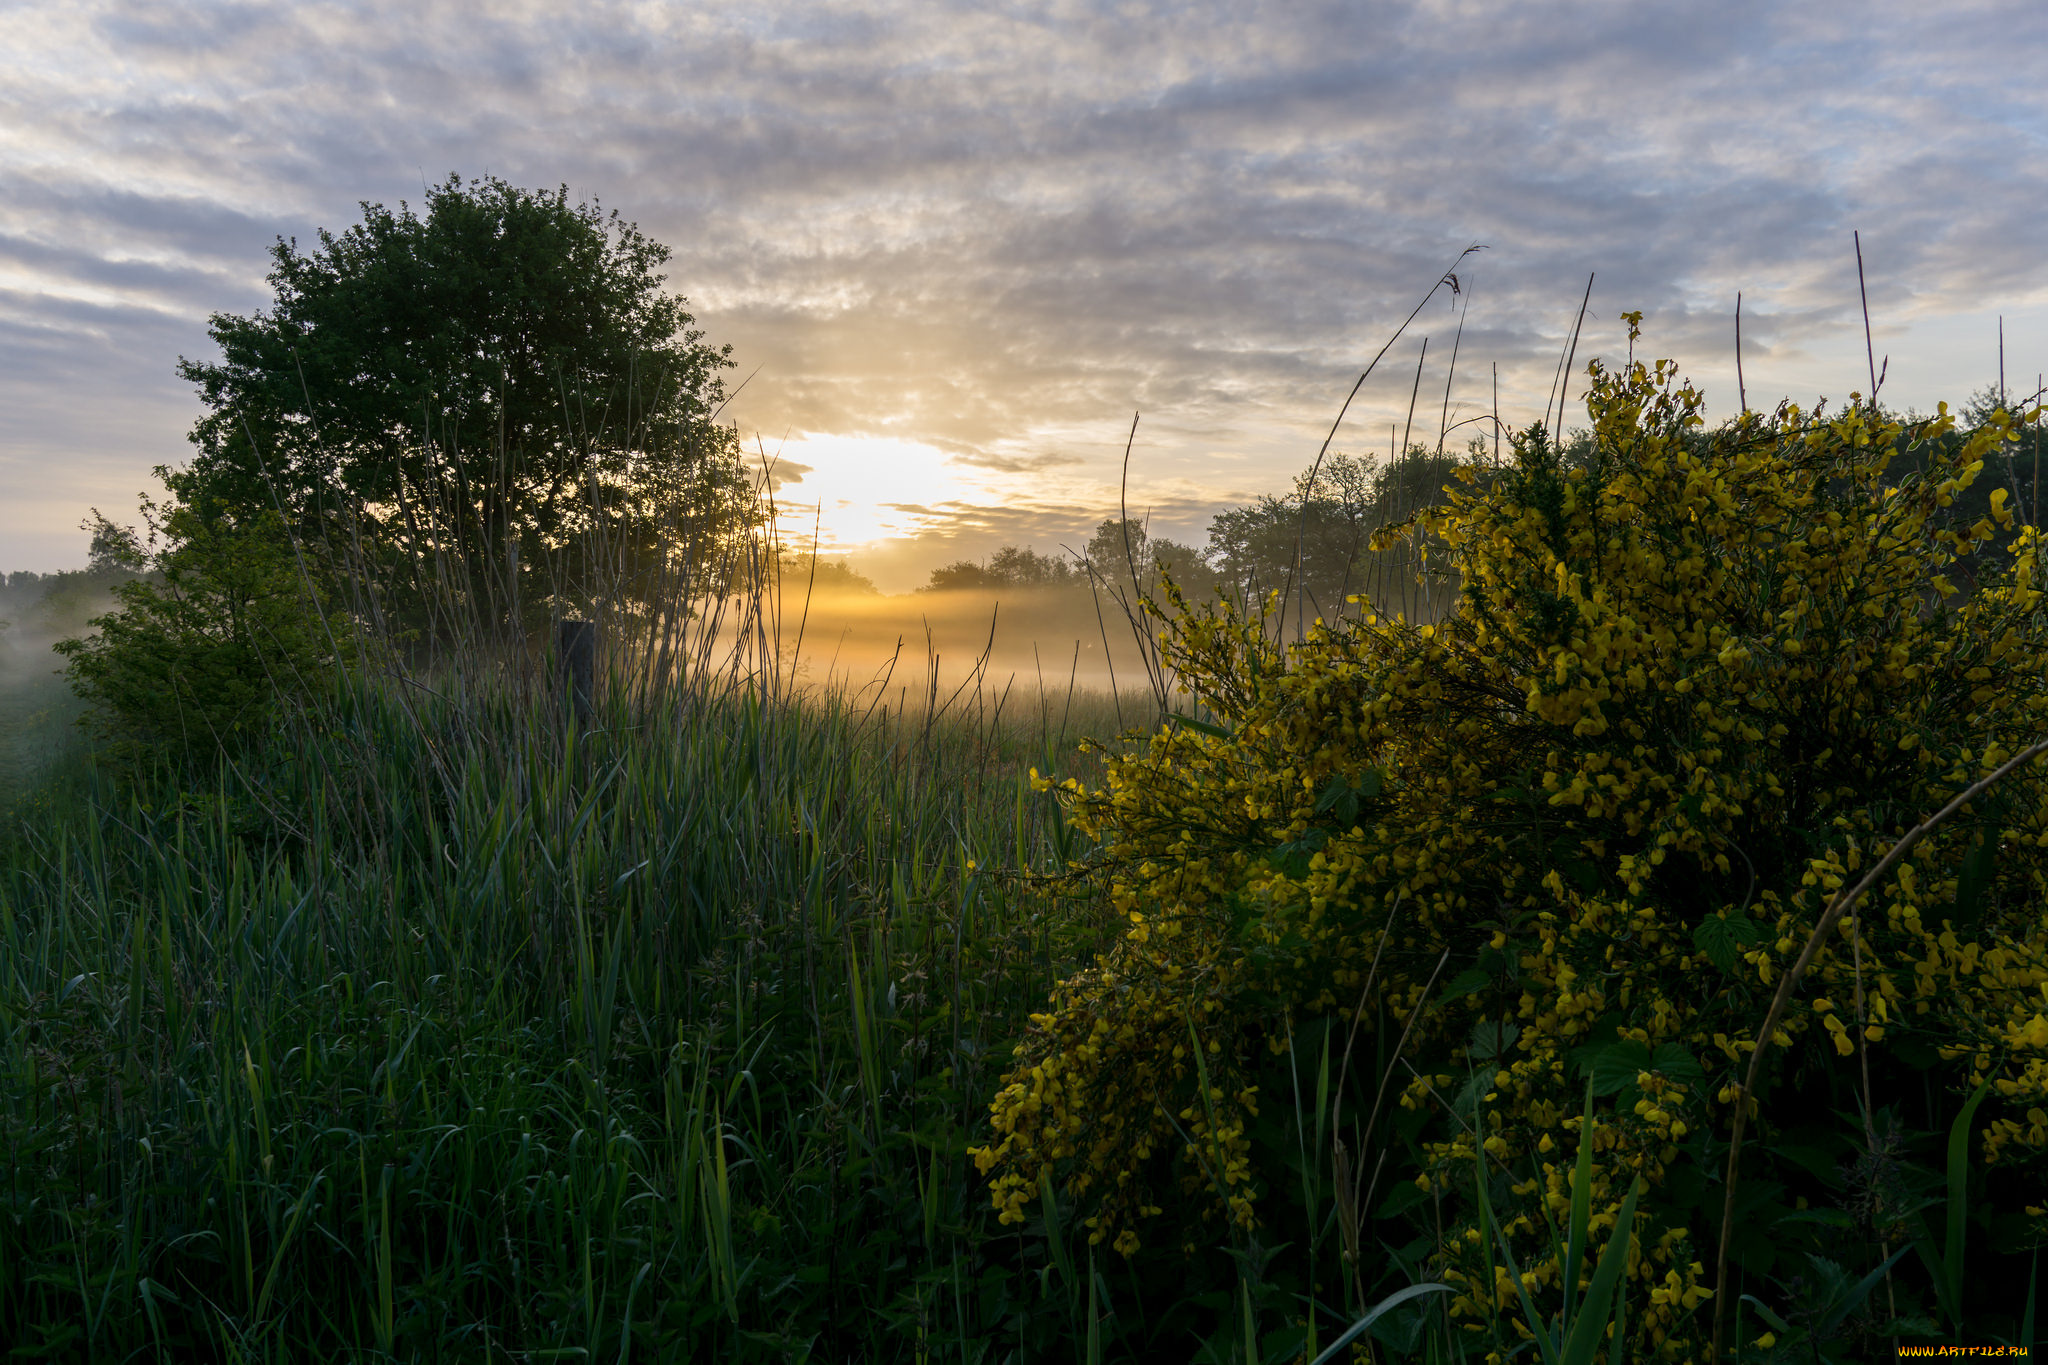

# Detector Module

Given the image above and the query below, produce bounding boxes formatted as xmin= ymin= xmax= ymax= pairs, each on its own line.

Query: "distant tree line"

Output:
xmin=777 ymin=552 xmax=880 ymax=596
xmin=0 ymin=520 xmax=145 ymax=641
xmin=917 ymin=442 xmax=1490 ymax=626
xmin=921 ymin=525 xmax=1215 ymax=596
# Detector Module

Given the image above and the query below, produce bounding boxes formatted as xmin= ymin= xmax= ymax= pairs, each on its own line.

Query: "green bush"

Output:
xmin=56 ymin=500 xmax=348 ymax=767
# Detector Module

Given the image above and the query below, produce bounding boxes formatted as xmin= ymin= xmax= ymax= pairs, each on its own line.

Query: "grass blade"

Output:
xmin=1306 ymin=1282 xmax=1453 ymax=1365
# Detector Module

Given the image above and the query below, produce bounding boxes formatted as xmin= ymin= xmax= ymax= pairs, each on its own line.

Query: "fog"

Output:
xmin=687 ymin=579 xmax=1191 ymax=745
xmin=0 ymin=575 xmax=103 ymax=797
xmin=784 ymin=586 xmax=1156 ymax=689
xmin=0 ymin=563 xmax=1230 ymax=799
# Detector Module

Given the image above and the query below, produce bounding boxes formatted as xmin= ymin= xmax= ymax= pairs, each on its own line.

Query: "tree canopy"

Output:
xmin=175 ymin=174 xmax=750 ymax=631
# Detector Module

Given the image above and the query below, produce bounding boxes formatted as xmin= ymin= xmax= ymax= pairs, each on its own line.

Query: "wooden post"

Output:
xmin=556 ymin=619 xmax=595 ymax=724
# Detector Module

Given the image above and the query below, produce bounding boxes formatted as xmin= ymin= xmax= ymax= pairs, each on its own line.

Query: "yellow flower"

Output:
xmin=977 ymin=351 xmax=2048 ymax=1336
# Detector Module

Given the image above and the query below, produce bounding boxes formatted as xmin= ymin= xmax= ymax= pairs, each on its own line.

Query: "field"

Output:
xmin=0 ymin=629 xmax=1190 ymax=1358
xmin=9 ymin=371 xmax=2048 ymax=1363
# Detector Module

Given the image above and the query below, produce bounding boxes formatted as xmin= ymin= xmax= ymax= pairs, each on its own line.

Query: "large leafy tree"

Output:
xmin=176 ymin=174 xmax=750 ymax=634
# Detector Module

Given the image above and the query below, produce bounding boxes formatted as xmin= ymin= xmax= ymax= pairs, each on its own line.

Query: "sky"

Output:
xmin=2 ymin=1 xmax=2045 ymax=590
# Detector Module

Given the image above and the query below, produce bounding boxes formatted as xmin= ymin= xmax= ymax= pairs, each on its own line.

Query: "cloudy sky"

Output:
xmin=3 ymin=1 xmax=2044 ymax=587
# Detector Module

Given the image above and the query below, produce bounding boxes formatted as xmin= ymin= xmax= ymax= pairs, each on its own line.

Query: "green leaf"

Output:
xmin=1259 ymin=1324 xmax=1308 ymax=1365
xmin=1563 ymin=1082 xmax=1596 ymax=1345
xmin=1739 ymin=1294 xmax=1791 ymax=1334
xmin=1692 ymin=912 xmax=1762 ymax=974
xmin=1468 ymin=1019 xmax=1520 ymax=1062
xmin=1307 ymin=1283 xmax=1452 ymax=1365
xmin=1946 ymin=1080 xmax=1993 ymax=1323
xmin=1954 ymin=829 xmax=1998 ymax=927
xmin=1374 ymin=1179 xmax=1428 ymax=1220
xmin=1812 ymin=1244 xmax=1910 ymax=1340
xmin=1560 ymin=1176 xmax=1643 ymax=1365
xmin=1776 ymin=1208 xmax=1855 ymax=1230
xmin=1451 ymin=1069 xmax=1493 ymax=1124
xmin=1435 ymin=968 xmax=1493 ymax=1008
xmin=1039 ymin=1167 xmax=1074 ymax=1292
xmin=1312 ymin=776 xmax=1360 ymax=825
xmin=1311 ymin=770 xmax=1383 ymax=825
xmin=1267 ymin=827 xmax=1329 ymax=878
xmin=1649 ymin=1043 xmax=1705 ymax=1091
xmin=1586 ymin=1041 xmax=1653 ymax=1098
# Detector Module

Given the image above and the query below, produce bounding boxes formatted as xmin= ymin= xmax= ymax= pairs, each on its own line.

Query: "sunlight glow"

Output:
xmin=757 ymin=433 xmax=992 ymax=550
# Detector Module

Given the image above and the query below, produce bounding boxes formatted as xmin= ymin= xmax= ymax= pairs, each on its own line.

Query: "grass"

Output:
xmin=0 ymin=654 xmax=1158 ymax=1361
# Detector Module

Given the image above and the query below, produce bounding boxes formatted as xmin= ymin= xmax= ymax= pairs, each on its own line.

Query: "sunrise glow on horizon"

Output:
xmin=756 ymin=433 xmax=991 ymax=554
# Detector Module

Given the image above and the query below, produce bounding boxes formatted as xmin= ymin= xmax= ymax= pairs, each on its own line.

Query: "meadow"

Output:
xmin=0 ymin=556 xmax=1214 ymax=1360
xmin=8 ymin=354 xmax=2048 ymax=1365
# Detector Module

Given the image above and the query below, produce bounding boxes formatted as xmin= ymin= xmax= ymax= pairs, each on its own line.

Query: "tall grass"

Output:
xmin=0 ymin=640 xmax=1153 ymax=1358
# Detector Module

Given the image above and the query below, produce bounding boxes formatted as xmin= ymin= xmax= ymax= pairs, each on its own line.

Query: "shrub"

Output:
xmin=973 ymin=332 xmax=2048 ymax=1355
xmin=56 ymin=498 xmax=349 ymax=767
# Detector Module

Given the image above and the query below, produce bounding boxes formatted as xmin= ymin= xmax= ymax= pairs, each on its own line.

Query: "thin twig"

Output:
xmin=1492 ymin=362 xmax=1501 ymax=466
xmin=1437 ymin=284 xmax=1471 ymax=453
xmin=1332 ymin=896 xmax=1408 ymax=1124
xmin=1355 ymin=949 xmax=1451 ymax=1221
xmin=1400 ymin=338 xmax=1429 ymax=468
xmin=1113 ymin=412 xmax=1168 ymax=709
xmin=1735 ymin=292 xmax=1748 ymax=416
xmin=1553 ymin=272 xmax=1595 ymax=450
xmin=1855 ymin=230 xmax=1881 ymax=413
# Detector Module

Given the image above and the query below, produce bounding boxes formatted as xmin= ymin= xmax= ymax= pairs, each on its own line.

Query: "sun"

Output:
xmin=755 ymin=433 xmax=986 ymax=550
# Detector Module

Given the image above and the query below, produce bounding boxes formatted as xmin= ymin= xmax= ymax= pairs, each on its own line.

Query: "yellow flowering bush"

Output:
xmin=972 ymin=332 xmax=2048 ymax=1354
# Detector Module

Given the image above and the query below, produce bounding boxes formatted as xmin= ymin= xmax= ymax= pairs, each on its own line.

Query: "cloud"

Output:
xmin=0 ymin=0 xmax=2044 ymax=571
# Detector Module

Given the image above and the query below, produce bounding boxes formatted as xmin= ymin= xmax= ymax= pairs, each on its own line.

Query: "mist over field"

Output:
xmin=0 ymin=575 xmax=101 ymax=797
xmin=0 ymin=558 xmax=1185 ymax=786
xmin=750 ymin=582 xmax=1169 ymax=704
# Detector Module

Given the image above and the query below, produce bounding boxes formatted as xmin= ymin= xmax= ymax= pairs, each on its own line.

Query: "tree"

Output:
xmin=84 ymin=512 xmax=144 ymax=576
xmin=922 ymin=545 xmax=1077 ymax=593
xmin=1206 ymin=448 xmax=1476 ymax=624
xmin=1206 ymin=452 xmax=1382 ymax=614
xmin=923 ymin=560 xmax=1001 ymax=593
xmin=175 ymin=174 xmax=751 ymax=637
xmin=1083 ymin=517 xmax=1149 ymax=592
xmin=780 ymin=552 xmax=880 ymax=596
xmin=987 ymin=545 xmax=1079 ymax=589
xmin=1143 ymin=536 xmax=1219 ymax=599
